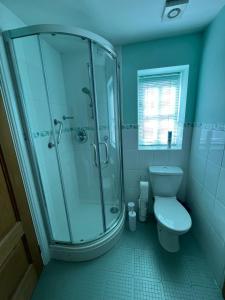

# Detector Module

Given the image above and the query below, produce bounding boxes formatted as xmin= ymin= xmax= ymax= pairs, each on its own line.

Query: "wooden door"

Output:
xmin=0 ymin=90 xmax=43 ymax=300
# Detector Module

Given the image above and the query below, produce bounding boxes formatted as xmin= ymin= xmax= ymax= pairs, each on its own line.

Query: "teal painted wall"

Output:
xmin=122 ymin=33 xmax=203 ymax=124
xmin=194 ymin=7 xmax=225 ymax=123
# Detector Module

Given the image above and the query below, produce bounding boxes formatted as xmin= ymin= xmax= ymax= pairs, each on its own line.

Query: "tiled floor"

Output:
xmin=32 ymin=220 xmax=223 ymax=300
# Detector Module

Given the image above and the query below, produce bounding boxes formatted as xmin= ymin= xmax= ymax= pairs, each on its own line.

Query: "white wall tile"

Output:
xmin=122 ymin=127 xmax=192 ymax=205
xmin=188 ymin=126 xmax=225 ymax=287
xmin=214 ymin=200 xmax=225 ymax=242
xmin=189 ymin=153 xmax=207 ymax=185
xmin=200 ymin=189 xmax=215 ymax=223
xmin=193 ymin=213 xmax=225 ymax=287
xmin=122 ymin=129 xmax=138 ymax=150
xmin=207 ymin=130 xmax=225 ymax=166
xmin=204 ymin=160 xmax=220 ymax=196
xmin=138 ymin=150 xmax=154 ymax=170
xmin=191 ymin=127 xmax=209 ymax=160
xmin=153 ymin=150 xmax=169 ymax=165
xmin=204 ymin=226 xmax=225 ymax=287
xmin=168 ymin=150 xmax=186 ymax=167
xmin=124 ymin=169 xmax=142 ymax=191
xmin=216 ymin=167 xmax=225 ymax=206
xmin=123 ymin=149 xmax=139 ymax=170
xmin=186 ymin=175 xmax=203 ymax=206
xmin=124 ymin=185 xmax=140 ymax=205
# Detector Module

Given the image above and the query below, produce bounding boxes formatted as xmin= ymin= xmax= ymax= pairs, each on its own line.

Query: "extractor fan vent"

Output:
xmin=162 ymin=0 xmax=189 ymax=21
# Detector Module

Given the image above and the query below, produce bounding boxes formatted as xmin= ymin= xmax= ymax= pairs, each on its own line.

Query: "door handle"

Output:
xmin=54 ymin=119 xmax=63 ymax=145
xmin=92 ymin=142 xmax=109 ymax=167
xmin=91 ymin=143 xmax=98 ymax=167
xmin=99 ymin=142 xmax=109 ymax=164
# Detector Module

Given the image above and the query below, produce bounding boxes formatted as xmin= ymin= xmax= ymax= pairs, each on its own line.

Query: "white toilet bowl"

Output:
xmin=154 ymin=196 xmax=192 ymax=252
xmin=149 ymin=166 xmax=192 ymax=253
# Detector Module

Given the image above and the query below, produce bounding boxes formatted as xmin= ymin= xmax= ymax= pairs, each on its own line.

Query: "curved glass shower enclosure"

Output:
xmin=4 ymin=25 xmax=124 ymax=252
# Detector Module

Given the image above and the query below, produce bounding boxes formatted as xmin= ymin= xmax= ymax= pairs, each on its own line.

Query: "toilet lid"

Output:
xmin=154 ymin=197 xmax=192 ymax=232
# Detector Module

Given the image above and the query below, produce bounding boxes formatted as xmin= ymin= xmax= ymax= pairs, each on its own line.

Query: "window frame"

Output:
xmin=137 ymin=65 xmax=189 ymax=150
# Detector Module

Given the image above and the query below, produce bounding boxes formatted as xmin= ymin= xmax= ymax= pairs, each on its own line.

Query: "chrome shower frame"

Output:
xmin=3 ymin=24 xmax=125 ymax=261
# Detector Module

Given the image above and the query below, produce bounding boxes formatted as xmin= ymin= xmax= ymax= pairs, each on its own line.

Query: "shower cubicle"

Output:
xmin=3 ymin=25 xmax=124 ymax=260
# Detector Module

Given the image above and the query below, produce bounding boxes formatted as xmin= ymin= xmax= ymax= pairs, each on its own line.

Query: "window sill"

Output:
xmin=138 ymin=145 xmax=182 ymax=151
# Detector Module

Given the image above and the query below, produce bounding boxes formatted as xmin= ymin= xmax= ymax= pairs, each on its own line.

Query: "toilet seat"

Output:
xmin=154 ymin=196 xmax=192 ymax=233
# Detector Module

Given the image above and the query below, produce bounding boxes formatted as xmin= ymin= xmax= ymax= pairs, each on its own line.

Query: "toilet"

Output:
xmin=149 ymin=166 xmax=192 ymax=253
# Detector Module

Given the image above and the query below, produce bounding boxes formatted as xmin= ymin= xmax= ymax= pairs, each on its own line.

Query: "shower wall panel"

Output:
xmin=40 ymin=40 xmax=80 ymax=236
xmin=62 ymin=52 xmax=100 ymax=204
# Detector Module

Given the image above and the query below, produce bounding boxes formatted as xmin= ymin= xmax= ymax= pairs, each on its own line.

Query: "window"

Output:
xmin=138 ymin=65 xmax=189 ymax=150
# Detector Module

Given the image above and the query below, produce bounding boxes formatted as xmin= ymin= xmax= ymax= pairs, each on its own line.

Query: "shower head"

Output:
xmin=82 ymin=86 xmax=94 ymax=119
xmin=82 ymin=87 xmax=91 ymax=96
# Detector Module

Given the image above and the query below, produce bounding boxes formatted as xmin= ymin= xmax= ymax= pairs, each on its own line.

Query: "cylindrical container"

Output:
xmin=139 ymin=198 xmax=148 ymax=222
xmin=139 ymin=181 xmax=149 ymax=222
xmin=129 ymin=211 xmax=136 ymax=231
xmin=140 ymin=181 xmax=149 ymax=199
xmin=128 ymin=202 xmax=135 ymax=212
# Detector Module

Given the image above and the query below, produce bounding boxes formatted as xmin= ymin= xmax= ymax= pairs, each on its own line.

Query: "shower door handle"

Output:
xmin=92 ymin=142 xmax=109 ymax=167
xmin=54 ymin=119 xmax=63 ymax=144
xmin=92 ymin=143 xmax=98 ymax=167
xmin=99 ymin=142 xmax=109 ymax=164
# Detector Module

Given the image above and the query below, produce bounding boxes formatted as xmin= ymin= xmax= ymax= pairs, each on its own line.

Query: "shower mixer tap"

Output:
xmin=76 ymin=128 xmax=88 ymax=143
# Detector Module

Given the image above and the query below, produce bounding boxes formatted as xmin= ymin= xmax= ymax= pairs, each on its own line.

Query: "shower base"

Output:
xmin=49 ymin=204 xmax=125 ymax=261
xmin=70 ymin=202 xmax=121 ymax=243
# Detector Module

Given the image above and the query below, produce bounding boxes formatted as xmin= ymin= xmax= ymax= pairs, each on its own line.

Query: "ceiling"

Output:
xmin=1 ymin=0 xmax=225 ymax=45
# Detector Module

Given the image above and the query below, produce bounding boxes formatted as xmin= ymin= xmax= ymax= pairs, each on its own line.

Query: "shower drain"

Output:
xmin=110 ymin=207 xmax=119 ymax=214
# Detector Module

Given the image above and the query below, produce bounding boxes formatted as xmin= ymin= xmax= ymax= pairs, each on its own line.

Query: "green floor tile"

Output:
xmin=32 ymin=221 xmax=222 ymax=300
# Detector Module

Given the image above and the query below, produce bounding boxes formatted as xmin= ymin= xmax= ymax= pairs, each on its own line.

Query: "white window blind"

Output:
xmin=138 ymin=67 xmax=188 ymax=150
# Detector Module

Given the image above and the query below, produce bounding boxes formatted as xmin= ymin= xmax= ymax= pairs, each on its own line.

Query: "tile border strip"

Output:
xmin=33 ymin=122 xmax=225 ymax=139
xmin=122 ymin=123 xmax=225 ymax=131
xmin=32 ymin=125 xmax=109 ymax=139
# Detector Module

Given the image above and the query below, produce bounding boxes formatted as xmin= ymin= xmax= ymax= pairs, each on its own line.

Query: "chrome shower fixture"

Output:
xmin=82 ymin=87 xmax=94 ymax=119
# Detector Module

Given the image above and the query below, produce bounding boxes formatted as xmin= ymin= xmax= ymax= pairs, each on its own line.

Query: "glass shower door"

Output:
xmin=92 ymin=43 xmax=122 ymax=229
xmin=12 ymin=35 xmax=72 ymax=243
xmin=38 ymin=34 xmax=106 ymax=243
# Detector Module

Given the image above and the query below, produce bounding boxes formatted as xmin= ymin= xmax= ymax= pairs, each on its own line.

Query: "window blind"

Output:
xmin=138 ymin=72 xmax=182 ymax=148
